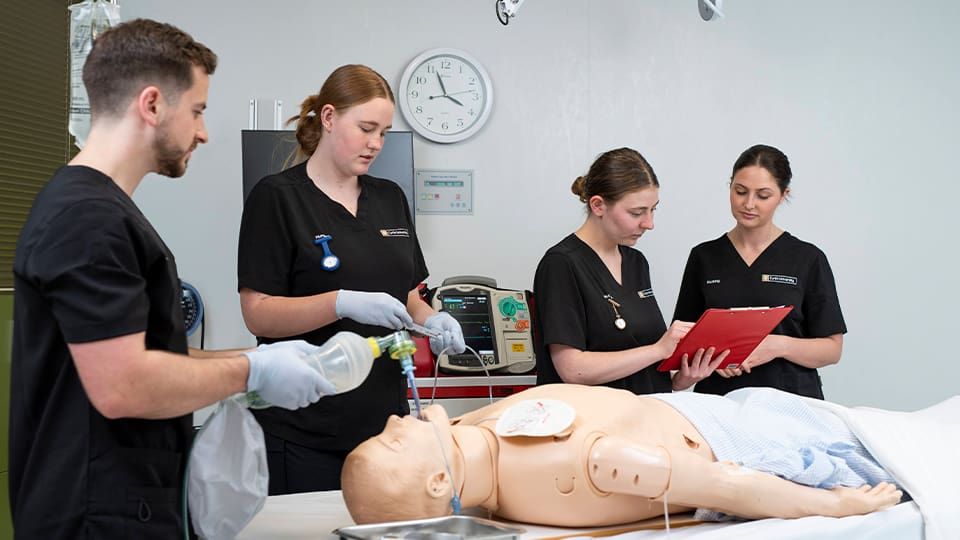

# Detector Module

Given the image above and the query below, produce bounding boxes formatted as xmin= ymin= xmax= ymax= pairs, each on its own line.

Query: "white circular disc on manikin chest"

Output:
xmin=495 ymin=399 xmax=576 ymax=437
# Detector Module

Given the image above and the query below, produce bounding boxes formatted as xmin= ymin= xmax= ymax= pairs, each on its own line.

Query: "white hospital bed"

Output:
xmin=236 ymin=490 xmax=922 ymax=540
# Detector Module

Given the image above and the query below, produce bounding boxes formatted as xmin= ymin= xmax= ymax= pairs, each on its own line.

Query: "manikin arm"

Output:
xmin=588 ymin=436 xmax=901 ymax=519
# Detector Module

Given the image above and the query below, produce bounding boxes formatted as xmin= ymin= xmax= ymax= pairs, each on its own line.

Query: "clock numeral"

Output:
xmin=409 ymin=90 xmax=419 ymax=99
xmin=468 ymin=109 xmax=475 ymax=116
xmin=426 ymin=64 xmax=436 ymax=74
xmin=457 ymin=118 xmax=464 ymax=127
xmin=440 ymin=60 xmax=452 ymax=70
xmin=426 ymin=117 xmax=433 ymax=125
xmin=416 ymin=106 xmax=423 ymax=114
xmin=415 ymin=76 xmax=427 ymax=85
xmin=468 ymin=77 xmax=476 ymax=86
xmin=441 ymin=121 xmax=449 ymax=131
xmin=472 ymin=92 xmax=479 ymax=101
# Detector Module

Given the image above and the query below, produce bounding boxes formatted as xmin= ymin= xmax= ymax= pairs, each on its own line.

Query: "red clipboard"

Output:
xmin=657 ymin=306 xmax=793 ymax=372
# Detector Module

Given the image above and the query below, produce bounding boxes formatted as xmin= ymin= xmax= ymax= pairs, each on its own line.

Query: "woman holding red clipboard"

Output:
xmin=534 ymin=148 xmax=727 ymax=395
xmin=674 ymin=144 xmax=846 ymax=399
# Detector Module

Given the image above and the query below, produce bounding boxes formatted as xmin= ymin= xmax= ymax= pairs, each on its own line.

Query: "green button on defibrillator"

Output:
xmin=498 ymin=297 xmax=518 ymax=317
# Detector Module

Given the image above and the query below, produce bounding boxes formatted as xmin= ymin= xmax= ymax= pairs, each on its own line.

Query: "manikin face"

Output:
xmin=342 ymin=405 xmax=455 ymax=522
xmin=376 ymin=404 xmax=452 ymax=461
xmin=324 ymin=97 xmax=394 ymax=178
xmin=729 ymin=165 xmax=787 ymax=229
xmin=154 ymin=65 xmax=210 ymax=178
xmin=592 ymin=187 xmax=659 ymax=246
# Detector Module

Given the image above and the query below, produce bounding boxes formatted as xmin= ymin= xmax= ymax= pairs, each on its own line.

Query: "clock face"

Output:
xmin=398 ymin=49 xmax=493 ymax=144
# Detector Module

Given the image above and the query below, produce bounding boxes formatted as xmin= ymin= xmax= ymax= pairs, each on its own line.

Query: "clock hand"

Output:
xmin=444 ymin=89 xmax=478 ymax=97
xmin=436 ymin=72 xmax=449 ymax=96
xmin=427 ymin=93 xmax=467 ymax=105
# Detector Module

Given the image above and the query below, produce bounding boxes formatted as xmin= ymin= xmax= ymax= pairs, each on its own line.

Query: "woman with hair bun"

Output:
xmin=237 ymin=64 xmax=464 ymax=493
xmin=674 ymin=144 xmax=846 ymax=399
xmin=533 ymin=148 xmax=726 ymax=395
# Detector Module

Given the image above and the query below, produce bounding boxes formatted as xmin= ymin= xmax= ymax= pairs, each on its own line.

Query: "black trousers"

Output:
xmin=264 ymin=432 xmax=348 ymax=494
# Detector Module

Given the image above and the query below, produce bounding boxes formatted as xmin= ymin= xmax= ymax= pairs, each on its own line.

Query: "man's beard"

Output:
xmin=153 ymin=126 xmax=194 ymax=178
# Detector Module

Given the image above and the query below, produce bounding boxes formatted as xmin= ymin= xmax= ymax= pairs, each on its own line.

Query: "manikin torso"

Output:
xmin=451 ymin=385 xmax=714 ymax=527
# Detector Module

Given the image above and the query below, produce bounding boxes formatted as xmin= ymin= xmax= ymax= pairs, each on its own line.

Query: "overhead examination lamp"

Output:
xmin=698 ymin=0 xmax=725 ymax=21
xmin=495 ymin=0 xmax=526 ymax=25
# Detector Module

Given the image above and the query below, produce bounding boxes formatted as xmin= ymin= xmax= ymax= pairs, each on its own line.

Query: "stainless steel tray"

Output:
xmin=335 ymin=515 xmax=525 ymax=539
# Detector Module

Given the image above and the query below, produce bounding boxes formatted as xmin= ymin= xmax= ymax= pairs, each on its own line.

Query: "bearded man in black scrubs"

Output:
xmin=10 ymin=20 xmax=331 ymax=538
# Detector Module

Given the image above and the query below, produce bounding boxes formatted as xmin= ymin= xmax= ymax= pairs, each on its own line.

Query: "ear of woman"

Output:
xmin=589 ymin=195 xmax=606 ymax=217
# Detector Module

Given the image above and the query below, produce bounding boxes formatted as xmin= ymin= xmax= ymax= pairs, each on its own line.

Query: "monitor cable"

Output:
xmin=429 ymin=345 xmax=494 ymax=406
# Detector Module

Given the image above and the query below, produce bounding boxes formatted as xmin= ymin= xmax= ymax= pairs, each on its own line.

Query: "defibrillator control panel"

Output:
xmin=432 ymin=279 xmax=535 ymax=374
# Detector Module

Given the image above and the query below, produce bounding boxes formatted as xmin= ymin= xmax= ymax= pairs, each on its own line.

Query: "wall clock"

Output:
xmin=398 ymin=48 xmax=493 ymax=144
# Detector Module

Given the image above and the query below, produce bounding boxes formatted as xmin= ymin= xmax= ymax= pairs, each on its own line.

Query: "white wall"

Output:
xmin=123 ymin=1 xmax=960 ymax=411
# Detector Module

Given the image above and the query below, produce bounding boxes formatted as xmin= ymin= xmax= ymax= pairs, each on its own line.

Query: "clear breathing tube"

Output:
xmin=424 ymin=344 xmax=488 ymax=515
xmin=383 ymin=330 xmax=471 ymax=513
xmin=371 ymin=331 xmax=424 ymax=417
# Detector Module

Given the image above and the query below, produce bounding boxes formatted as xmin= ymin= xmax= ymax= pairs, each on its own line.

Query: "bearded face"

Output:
xmin=153 ymin=121 xmax=197 ymax=178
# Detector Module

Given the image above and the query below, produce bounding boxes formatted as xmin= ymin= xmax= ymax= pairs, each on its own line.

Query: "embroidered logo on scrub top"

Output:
xmin=761 ymin=274 xmax=798 ymax=286
xmin=705 ymin=279 xmax=720 ymax=285
xmin=379 ymin=228 xmax=410 ymax=238
xmin=637 ymin=288 xmax=655 ymax=299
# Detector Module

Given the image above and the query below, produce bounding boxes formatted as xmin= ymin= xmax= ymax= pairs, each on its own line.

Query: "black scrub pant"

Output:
xmin=264 ymin=432 xmax=348 ymax=494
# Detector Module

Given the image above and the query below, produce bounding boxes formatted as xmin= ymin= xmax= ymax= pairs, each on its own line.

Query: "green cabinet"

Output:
xmin=1 ymin=291 xmax=13 ymax=537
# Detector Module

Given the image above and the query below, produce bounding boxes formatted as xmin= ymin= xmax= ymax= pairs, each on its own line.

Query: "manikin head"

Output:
xmin=341 ymin=405 xmax=458 ymax=524
xmin=82 ymin=19 xmax=217 ymax=178
xmin=288 ymin=64 xmax=396 ymax=178
xmin=571 ymin=147 xmax=660 ymax=246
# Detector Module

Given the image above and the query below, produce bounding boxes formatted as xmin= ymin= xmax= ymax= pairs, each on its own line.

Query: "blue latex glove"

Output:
xmin=335 ymin=290 xmax=413 ymax=330
xmin=245 ymin=342 xmax=335 ymax=410
xmin=424 ymin=312 xmax=466 ymax=356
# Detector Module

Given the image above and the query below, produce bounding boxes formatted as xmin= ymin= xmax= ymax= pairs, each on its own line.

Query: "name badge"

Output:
xmin=379 ymin=228 xmax=410 ymax=238
xmin=761 ymin=274 xmax=798 ymax=286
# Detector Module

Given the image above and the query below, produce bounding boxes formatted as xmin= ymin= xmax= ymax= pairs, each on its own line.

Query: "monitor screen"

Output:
xmin=240 ymin=130 xmax=415 ymax=220
xmin=440 ymin=293 xmax=494 ymax=356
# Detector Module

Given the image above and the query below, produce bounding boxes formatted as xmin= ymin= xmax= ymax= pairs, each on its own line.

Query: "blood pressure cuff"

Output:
xmin=188 ymin=396 xmax=268 ymax=539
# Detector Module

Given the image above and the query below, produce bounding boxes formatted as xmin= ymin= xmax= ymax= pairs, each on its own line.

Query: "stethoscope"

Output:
xmin=313 ymin=234 xmax=340 ymax=271
xmin=603 ymin=294 xmax=627 ymax=331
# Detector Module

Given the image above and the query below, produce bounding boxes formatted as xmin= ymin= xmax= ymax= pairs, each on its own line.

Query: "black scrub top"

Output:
xmin=673 ymin=233 xmax=846 ymax=399
xmin=11 ymin=166 xmax=193 ymax=539
xmin=237 ymin=162 xmax=428 ymax=452
xmin=533 ymin=234 xmax=671 ymax=394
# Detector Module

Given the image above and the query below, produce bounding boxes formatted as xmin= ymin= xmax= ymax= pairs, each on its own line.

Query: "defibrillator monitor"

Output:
xmin=432 ymin=280 xmax=536 ymax=374
xmin=440 ymin=293 xmax=496 ymax=359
